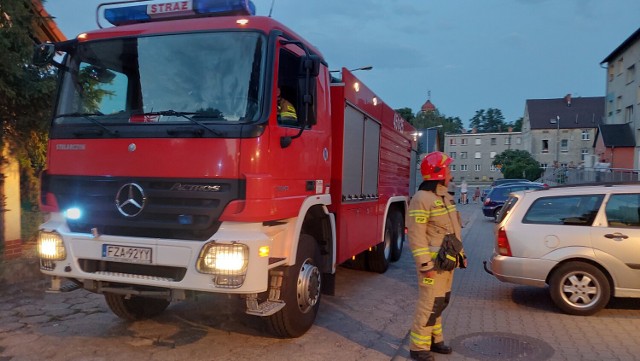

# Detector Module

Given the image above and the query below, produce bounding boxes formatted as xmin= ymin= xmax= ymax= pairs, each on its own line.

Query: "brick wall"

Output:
xmin=3 ymin=239 xmax=23 ymax=260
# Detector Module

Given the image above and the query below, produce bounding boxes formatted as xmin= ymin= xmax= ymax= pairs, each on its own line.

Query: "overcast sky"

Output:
xmin=45 ymin=0 xmax=640 ymax=128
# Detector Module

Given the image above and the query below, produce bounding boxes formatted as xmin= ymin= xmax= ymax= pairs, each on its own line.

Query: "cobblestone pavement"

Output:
xmin=1 ymin=205 xmax=640 ymax=360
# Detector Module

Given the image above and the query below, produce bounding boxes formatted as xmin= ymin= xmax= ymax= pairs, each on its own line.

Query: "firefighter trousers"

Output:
xmin=409 ymin=269 xmax=454 ymax=352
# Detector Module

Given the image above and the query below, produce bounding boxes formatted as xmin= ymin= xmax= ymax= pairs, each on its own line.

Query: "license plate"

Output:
xmin=102 ymin=244 xmax=152 ymax=264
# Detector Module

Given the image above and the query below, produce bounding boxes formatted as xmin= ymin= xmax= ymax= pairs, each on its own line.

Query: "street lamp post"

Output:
xmin=550 ymin=116 xmax=560 ymax=165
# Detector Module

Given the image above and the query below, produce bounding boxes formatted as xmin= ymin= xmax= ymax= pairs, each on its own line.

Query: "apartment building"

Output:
xmin=599 ymin=27 xmax=640 ymax=169
xmin=444 ymin=130 xmax=523 ymax=182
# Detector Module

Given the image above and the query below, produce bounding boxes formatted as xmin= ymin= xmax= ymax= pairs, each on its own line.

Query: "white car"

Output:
xmin=486 ymin=183 xmax=640 ymax=316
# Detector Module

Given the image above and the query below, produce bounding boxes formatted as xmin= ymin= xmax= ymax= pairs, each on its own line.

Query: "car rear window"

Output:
xmin=523 ymin=194 xmax=604 ymax=226
xmin=496 ymin=196 xmax=519 ymax=223
xmin=605 ymin=193 xmax=640 ymax=228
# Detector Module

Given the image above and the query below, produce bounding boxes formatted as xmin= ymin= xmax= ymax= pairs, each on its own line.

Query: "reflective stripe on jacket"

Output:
xmin=406 ymin=183 xmax=462 ymax=271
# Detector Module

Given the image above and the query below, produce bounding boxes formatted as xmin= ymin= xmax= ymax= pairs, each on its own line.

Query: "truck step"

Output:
xmin=245 ymin=300 xmax=285 ymax=317
xmin=46 ymin=281 xmax=81 ymax=293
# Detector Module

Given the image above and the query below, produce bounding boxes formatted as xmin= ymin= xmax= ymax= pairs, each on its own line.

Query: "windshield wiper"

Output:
xmin=55 ymin=112 xmax=119 ymax=136
xmin=138 ymin=110 xmax=223 ymax=136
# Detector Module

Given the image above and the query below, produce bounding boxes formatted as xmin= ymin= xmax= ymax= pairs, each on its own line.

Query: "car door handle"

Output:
xmin=604 ymin=233 xmax=629 ymax=240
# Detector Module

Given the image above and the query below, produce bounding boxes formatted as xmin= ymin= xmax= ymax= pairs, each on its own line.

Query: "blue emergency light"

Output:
xmin=102 ymin=0 xmax=256 ymax=26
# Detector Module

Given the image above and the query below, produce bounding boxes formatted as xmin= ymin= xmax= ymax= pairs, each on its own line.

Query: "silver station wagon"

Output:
xmin=486 ymin=183 xmax=640 ymax=316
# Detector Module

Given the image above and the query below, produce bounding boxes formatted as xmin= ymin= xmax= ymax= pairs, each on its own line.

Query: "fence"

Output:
xmin=540 ymin=166 xmax=640 ymax=186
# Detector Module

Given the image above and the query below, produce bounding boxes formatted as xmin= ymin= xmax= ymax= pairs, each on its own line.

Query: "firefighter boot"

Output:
xmin=431 ymin=340 xmax=452 ymax=354
xmin=409 ymin=350 xmax=435 ymax=361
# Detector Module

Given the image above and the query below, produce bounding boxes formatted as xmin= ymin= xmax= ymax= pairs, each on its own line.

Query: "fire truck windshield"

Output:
xmin=54 ymin=31 xmax=266 ymax=132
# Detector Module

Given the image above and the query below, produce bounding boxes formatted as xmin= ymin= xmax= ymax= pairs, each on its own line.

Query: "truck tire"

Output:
xmin=367 ymin=216 xmax=392 ymax=273
xmin=104 ymin=293 xmax=170 ymax=321
xmin=389 ymin=210 xmax=405 ymax=262
xmin=549 ymin=262 xmax=610 ymax=316
xmin=267 ymin=234 xmax=322 ymax=338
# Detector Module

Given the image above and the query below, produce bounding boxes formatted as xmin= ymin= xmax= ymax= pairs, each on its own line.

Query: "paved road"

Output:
xmin=1 ymin=205 xmax=640 ymax=360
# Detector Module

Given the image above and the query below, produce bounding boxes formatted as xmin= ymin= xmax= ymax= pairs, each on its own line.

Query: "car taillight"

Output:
xmin=496 ymin=226 xmax=512 ymax=256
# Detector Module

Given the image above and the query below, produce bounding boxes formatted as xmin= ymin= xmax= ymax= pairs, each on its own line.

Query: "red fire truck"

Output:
xmin=34 ymin=0 xmax=417 ymax=337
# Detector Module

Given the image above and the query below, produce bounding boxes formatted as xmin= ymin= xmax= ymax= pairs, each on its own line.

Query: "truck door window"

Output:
xmin=277 ymin=48 xmax=316 ymax=128
xmin=75 ymin=62 xmax=127 ymax=115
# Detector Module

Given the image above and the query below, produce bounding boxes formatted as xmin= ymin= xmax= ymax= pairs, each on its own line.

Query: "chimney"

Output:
xmin=471 ymin=127 xmax=477 ymax=134
xmin=508 ymin=126 xmax=513 ymax=133
xmin=564 ymin=93 xmax=572 ymax=107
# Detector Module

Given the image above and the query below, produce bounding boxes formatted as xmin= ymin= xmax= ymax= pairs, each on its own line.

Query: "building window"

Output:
xmin=561 ymin=139 xmax=568 ymax=152
xmin=490 ymin=138 xmax=497 ymax=145
xmin=449 ymin=138 xmax=456 ymax=146
xmin=540 ymin=163 xmax=548 ymax=169
xmin=461 ymin=152 xmax=468 ymax=159
xmin=460 ymin=138 xmax=468 ymax=146
xmin=627 ymin=64 xmax=636 ymax=84
xmin=475 ymin=164 xmax=481 ymax=171
xmin=625 ymin=105 xmax=634 ymax=123
xmin=475 ymin=138 xmax=481 ymax=145
xmin=450 ymin=152 xmax=456 ymax=159
xmin=490 ymin=165 xmax=497 ymax=172
xmin=516 ymin=137 xmax=522 ymax=145
xmin=504 ymin=137 xmax=511 ymax=145
xmin=616 ymin=96 xmax=622 ymax=113
xmin=450 ymin=165 xmax=456 ymax=171
xmin=474 ymin=152 xmax=481 ymax=159
xmin=542 ymin=140 xmax=549 ymax=153
xmin=608 ymin=64 xmax=614 ymax=82
xmin=490 ymin=151 xmax=497 ymax=158
xmin=581 ymin=148 xmax=589 ymax=160
xmin=617 ymin=57 xmax=624 ymax=75
xmin=460 ymin=165 xmax=468 ymax=171
xmin=581 ymin=130 xmax=590 ymax=141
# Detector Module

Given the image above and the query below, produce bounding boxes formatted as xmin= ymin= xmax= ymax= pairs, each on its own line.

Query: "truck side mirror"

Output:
xmin=33 ymin=43 xmax=56 ymax=66
xmin=300 ymin=55 xmax=320 ymax=78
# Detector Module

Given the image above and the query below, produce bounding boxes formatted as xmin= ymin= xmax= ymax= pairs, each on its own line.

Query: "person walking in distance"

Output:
xmin=460 ymin=178 xmax=468 ymax=205
xmin=447 ymin=176 xmax=456 ymax=197
xmin=406 ymin=152 xmax=466 ymax=361
xmin=473 ymin=186 xmax=481 ymax=204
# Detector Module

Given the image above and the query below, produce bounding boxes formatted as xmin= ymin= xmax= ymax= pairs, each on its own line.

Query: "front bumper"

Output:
xmin=38 ymin=214 xmax=273 ymax=294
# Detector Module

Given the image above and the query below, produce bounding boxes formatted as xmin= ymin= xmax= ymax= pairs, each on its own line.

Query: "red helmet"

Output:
xmin=420 ymin=152 xmax=453 ymax=181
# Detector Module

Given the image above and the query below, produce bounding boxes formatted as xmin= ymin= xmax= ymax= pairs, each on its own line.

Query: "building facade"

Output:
xmin=522 ymin=96 xmax=604 ymax=169
xmin=600 ymin=27 xmax=640 ymax=169
xmin=444 ymin=130 xmax=523 ymax=182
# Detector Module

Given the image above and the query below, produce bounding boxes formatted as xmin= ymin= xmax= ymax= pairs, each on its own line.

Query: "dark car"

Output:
xmin=482 ymin=182 xmax=546 ymax=219
xmin=481 ymin=179 xmax=530 ymax=202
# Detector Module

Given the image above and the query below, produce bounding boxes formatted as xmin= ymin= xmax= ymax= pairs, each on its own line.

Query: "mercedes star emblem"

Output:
xmin=115 ymin=183 xmax=146 ymax=217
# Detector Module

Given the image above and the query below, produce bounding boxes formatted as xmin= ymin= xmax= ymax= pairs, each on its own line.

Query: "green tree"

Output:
xmin=401 ymin=108 xmax=463 ymax=152
xmin=395 ymin=107 xmax=415 ymax=123
xmin=1 ymin=0 xmax=58 ymax=242
xmin=509 ymin=117 xmax=523 ymax=132
xmin=469 ymin=108 xmax=507 ymax=133
xmin=492 ymin=149 xmax=543 ymax=181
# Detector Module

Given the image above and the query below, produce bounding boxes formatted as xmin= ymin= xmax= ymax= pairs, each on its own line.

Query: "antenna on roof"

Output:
xmin=268 ymin=0 xmax=276 ymax=17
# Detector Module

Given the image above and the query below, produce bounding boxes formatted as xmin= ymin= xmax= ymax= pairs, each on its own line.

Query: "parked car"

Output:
xmin=481 ymin=178 xmax=538 ymax=202
xmin=486 ymin=183 xmax=640 ymax=316
xmin=482 ymin=182 xmax=546 ymax=219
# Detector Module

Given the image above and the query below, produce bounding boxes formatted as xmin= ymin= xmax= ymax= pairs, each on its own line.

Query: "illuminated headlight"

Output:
xmin=63 ymin=207 xmax=82 ymax=220
xmin=38 ymin=231 xmax=66 ymax=261
xmin=198 ymin=243 xmax=248 ymax=272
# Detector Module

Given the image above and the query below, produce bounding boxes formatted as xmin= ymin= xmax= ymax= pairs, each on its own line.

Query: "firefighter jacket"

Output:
xmin=407 ymin=183 xmax=462 ymax=272
xmin=278 ymin=98 xmax=297 ymax=121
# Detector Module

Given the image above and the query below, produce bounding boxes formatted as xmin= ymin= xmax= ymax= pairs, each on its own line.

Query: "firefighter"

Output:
xmin=277 ymin=87 xmax=297 ymax=123
xmin=406 ymin=151 xmax=465 ymax=361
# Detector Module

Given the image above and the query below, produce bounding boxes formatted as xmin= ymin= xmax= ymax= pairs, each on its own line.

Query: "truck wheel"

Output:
xmin=104 ymin=293 xmax=170 ymax=320
xmin=389 ymin=211 xmax=405 ymax=262
xmin=367 ymin=216 xmax=392 ymax=273
xmin=267 ymin=234 xmax=321 ymax=338
xmin=549 ymin=262 xmax=610 ymax=316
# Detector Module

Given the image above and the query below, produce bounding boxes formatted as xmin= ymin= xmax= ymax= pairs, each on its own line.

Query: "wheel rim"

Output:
xmin=383 ymin=226 xmax=393 ymax=259
xmin=559 ymin=271 xmax=601 ymax=309
xmin=296 ymin=259 xmax=321 ymax=313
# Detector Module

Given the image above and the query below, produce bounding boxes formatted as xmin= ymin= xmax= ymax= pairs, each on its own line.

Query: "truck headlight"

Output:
xmin=197 ymin=243 xmax=249 ymax=288
xmin=38 ymin=231 xmax=66 ymax=261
